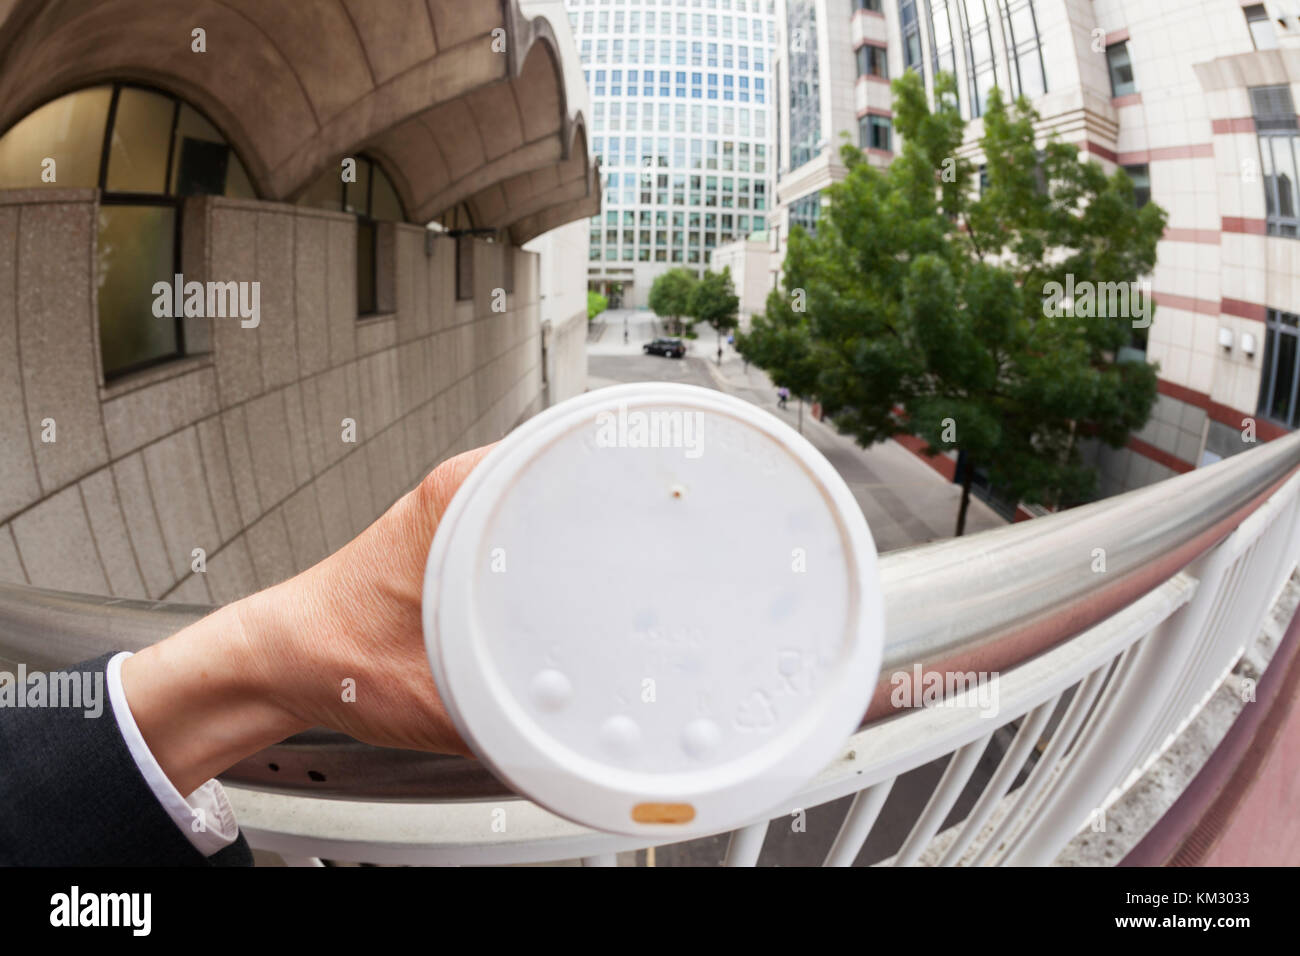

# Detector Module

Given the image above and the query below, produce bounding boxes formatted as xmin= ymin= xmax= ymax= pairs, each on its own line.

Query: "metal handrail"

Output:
xmin=3 ymin=430 xmax=1299 ymax=800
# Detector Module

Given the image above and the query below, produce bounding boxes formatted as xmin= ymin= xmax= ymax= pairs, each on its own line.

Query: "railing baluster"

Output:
xmin=1138 ymin=554 xmax=1247 ymax=767
xmin=723 ymin=821 xmax=769 ymax=867
xmin=938 ymin=698 xmax=1057 ymax=866
xmin=892 ymin=733 xmax=991 ymax=867
xmin=971 ymin=662 xmax=1109 ymax=866
xmin=822 ymin=778 xmax=896 ymax=867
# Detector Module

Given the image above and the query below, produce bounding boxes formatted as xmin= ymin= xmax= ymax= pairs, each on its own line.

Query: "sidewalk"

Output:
xmin=586 ymin=308 xmax=665 ymax=356
xmin=583 ymin=316 xmax=1006 ymax=552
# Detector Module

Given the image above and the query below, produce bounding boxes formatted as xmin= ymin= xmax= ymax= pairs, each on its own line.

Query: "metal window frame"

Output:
xmin=859 ymin=113 xmax=891 ymax=152
xmin=1260 ymin=132 xmax=1300 ymax=238
xmin=1244 ymin=3 xmax=1279 ymax=51
xmin=97 ymin=84 xmax=186 ymax=381
xmin=899 ymin=0 xmax=927 ymax=81
xmin=876 ymin=115 xmax=893 ymax=152
xmin=785 ymin=0 xmax=821 ymax=173
xmin=999 ymin=0 xmax=1047 ymax=101
xmin=1121 ymin=162 xmax=1151 ymax=208
xmin=1105 ymin=40 xmax=1137 ymax=98
xmin=926 ymin=0 xmax=960 ymax=96
xmin=856 ymin=42 xmax=888 ymax=79
xmin=959 ymin=0 xmax=999 ymax=117
xmin=1259 ymin=308 xmax=1300 ymax=428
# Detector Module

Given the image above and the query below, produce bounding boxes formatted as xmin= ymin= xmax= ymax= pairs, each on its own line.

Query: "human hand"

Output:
xmin=120 ymin=444 xmax=495 ymax=796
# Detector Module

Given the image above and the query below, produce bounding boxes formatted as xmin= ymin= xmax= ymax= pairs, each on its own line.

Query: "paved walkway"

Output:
xmin=586 ymin=309 xmax=1005 ymax=553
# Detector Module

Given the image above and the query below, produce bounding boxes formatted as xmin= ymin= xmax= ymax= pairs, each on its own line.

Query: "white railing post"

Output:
xmin=823 ymin=779 xmax=896 ymax=867
xmin=723 ymin=822 xmax=769 ymax=867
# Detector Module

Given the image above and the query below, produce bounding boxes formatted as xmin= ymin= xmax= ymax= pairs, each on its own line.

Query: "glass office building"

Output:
xmin=567 ymin=0 xmax=778 ymax=307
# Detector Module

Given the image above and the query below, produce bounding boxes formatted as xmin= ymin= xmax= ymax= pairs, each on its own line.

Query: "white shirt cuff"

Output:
xmin=106 ymin=651 xmax=239 ymax=857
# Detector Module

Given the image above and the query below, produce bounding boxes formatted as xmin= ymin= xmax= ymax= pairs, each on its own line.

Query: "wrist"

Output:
xmin=120 ymin=592 xmax=310 ymax=795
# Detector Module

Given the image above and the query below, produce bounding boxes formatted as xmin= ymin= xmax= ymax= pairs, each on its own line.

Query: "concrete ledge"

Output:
xmin=0 ymin=187 xmax=96 ymax=206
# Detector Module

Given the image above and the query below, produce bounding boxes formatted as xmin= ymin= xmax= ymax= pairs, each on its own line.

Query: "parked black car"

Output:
xmin=644 ymin=337 xmax=686 ymax=358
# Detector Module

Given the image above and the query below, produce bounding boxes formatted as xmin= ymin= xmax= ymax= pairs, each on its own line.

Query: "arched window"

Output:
xmin=298 ymin=155 xmax=405 ymax=316
xmin=0 ymin=83 xmax=257 ymax=378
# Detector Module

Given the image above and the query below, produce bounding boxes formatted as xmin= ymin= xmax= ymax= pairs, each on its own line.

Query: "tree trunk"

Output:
xmin=955 ymin=461 xmax=974 ymax=537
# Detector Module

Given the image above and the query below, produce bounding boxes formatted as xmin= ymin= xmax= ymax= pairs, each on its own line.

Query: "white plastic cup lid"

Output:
xmin=422 ymin=382 xmax=884 ymax=837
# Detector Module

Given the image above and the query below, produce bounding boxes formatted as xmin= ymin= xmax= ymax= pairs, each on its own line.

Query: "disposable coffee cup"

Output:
xmin=422 ymin=382 xmax=884 ymax=837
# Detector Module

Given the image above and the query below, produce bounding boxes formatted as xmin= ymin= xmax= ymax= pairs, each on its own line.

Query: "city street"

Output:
xmin=586 ymin=309 xmax=1006 ymax=553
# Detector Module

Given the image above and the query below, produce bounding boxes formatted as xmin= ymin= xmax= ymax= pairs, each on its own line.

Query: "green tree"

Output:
xmin=689 ymin=267 xmax=740 ymax=364
xmin=744 ymin=71 xmax=1167 ymax=535
xmin=739 ymin=286 xmax=820 ymax=425
xmin=648 ymin=267 xmax=697 ymax=335
xmin=587 ymin=289 xmax=608 ymax=321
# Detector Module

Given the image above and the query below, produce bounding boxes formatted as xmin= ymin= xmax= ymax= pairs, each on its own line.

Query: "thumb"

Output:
xmin=409 ymin=442 xmax=499 ymax=540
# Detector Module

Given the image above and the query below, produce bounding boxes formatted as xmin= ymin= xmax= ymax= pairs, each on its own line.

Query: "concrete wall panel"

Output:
xmin=281 ymin=485 xmax=328 ymax=571
xmin=245 ymin=509 xmax=296 ymax=590
xmin=209 ymin=204 xmax=264 ymax=403
xmin=195 ymin=415 xmax=242 ymax=544
xmin=111 ymin=454 xmax=173 ymax=599
xmin=0 ymin=204 xmax=41 ymax=522
xmin=141 ymin=427 xmax=221 ymax=582
xmin=101 ymin=365 xmax=219 ymax=460
xmin=1 ymin=191 xmax=576 ymax=607
xmin=163 ymin=572 xmax=211 ymax=604
xmin=282 ymin=383 xmax=314 ymax=489
xmin=206 ymin=536 xmax=258 ymax=605
xmin=256 ymin=211 xmax=299 ymax=391
xmin=244 ymin=389 xmax=297 ymax=512
xmin=17 ymin=201 xmax=108 ymax=491
xmin=313 ymin=462 xmax=355 ymax=554
xmin=293 ymin=213 xmax=331 ymax=377
xmin=327 ymin=217 xmax=358 ymax=367
xmin=0 ymin=525 xmax=26 ymax=584
xmin=220 ymin=406 xmax=264 ymax=528
xmin=11 ymin=486 xmax=108 ymax=596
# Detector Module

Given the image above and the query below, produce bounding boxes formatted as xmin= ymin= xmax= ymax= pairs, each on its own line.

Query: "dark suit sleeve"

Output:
xmin=0 ymin=653 xmax=253 ymax=866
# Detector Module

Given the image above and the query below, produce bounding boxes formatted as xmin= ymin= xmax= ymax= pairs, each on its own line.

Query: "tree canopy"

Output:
xmin=740 ymin=71 xmax=1167 ymax=534
xmin=648 ymin=267 xmax=698 ymax=335
xmin=689 ymin=267 xmax=740 ymax=362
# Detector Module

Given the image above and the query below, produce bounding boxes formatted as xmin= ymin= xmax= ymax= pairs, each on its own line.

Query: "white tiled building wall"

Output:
xmin=775 ymin=0 xmax=1300 ymax=496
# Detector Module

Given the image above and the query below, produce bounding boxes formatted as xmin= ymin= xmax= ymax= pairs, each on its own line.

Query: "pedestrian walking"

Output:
xmin=777 ymin=386 xmax=789 ymax=409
